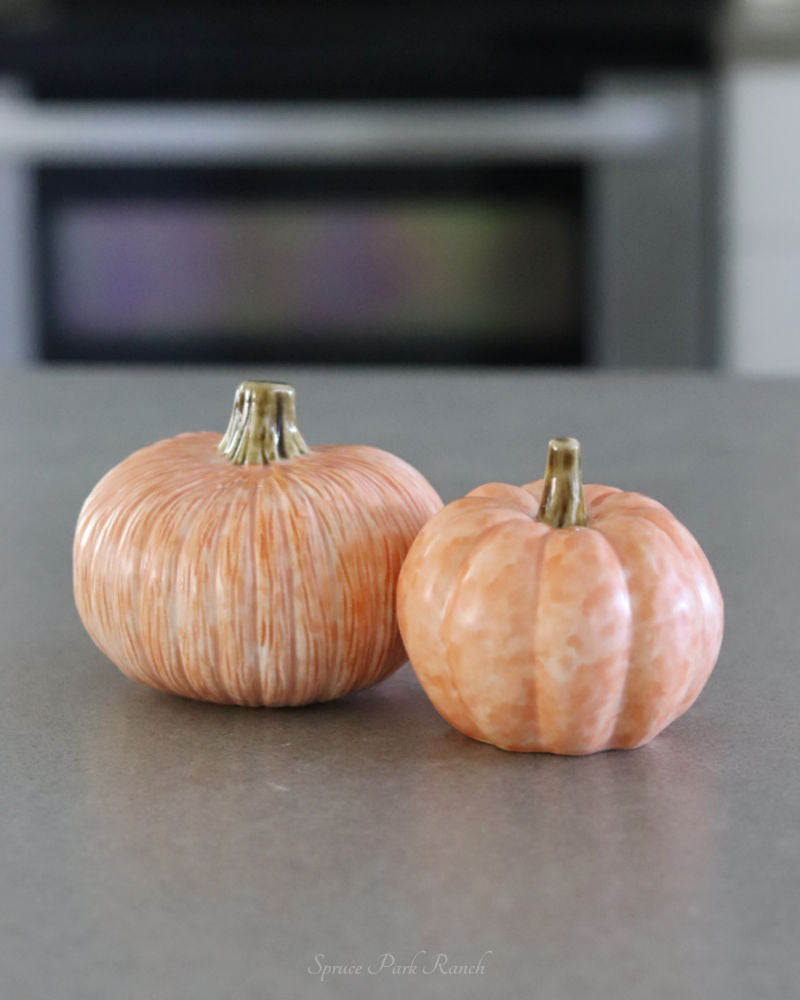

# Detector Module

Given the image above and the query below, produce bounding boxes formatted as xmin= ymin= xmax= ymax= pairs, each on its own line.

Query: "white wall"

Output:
xmin=722 ymin=62 xmax=800 ymax=373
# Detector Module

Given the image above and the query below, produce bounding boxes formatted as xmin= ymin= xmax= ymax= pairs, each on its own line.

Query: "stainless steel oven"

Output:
xmin=0 ymin=72 xmax=717 ymax=365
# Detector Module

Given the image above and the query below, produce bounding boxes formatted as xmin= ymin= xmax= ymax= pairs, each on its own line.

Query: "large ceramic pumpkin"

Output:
xmin=74 ymin=380 xmax=442 ymax=705
xmin=397 ymin=437 xmax=723 ymax=754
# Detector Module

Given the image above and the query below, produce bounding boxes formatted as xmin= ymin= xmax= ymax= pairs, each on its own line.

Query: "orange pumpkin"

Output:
xmin=397 ymin=437 xmax=723 ymax=754
xmin=74 ymin=380 xmax=442 ymax=706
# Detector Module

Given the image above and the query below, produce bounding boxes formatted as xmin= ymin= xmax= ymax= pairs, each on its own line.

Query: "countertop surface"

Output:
xmin=1 ymin=367 xmax=798 ymax=1000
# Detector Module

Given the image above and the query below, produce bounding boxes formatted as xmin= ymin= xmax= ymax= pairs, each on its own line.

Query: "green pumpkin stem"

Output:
xmin=536 ymin=437 xmax=587 ymax=528
xmin=219 ymin=381 xmax=309 ymax=465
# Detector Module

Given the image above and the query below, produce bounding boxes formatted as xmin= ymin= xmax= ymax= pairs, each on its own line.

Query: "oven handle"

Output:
xmin=0 ymin=92 xmax=683 ymax=163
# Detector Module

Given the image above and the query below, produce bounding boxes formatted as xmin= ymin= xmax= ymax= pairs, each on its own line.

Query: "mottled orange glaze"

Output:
xmin=397 ymin=473 xmax=723 ymax=754
xmin=74 ymin=430 xmax=442 ymax=706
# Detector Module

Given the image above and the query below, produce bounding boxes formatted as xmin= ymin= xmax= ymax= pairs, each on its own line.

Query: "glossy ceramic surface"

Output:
xmin=74 ymin=381 xmax=443 ymax=705
xmin=398 ymin=439 xmax=724 ymax=754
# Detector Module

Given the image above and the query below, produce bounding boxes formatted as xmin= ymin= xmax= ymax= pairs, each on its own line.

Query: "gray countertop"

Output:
xmin=1 ymin=367 xmax=798 ymax=1000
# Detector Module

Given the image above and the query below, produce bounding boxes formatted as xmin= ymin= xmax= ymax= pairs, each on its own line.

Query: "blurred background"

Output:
xmin=0 ymin=0 xmax=795 ymax=372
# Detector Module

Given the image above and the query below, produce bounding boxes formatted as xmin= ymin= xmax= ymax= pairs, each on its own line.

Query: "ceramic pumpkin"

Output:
xmin=397 ymin=437 xmax=723 ymax=754
xmin=74 ymin=380 xmax=442 ymax=706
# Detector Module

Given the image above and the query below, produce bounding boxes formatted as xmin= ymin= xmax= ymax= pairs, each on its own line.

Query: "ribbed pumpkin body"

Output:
xmin=397 ymin=479 xmax=724 ymax=754
xmin=74 ymin=431 xmax=442 ymax=705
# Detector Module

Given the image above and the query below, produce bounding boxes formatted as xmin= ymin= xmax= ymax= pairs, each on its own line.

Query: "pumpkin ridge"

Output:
xmin=466 ymin=482 xmax=540 ymax=514
xmin=340 ymin=456 xmax=419 ymax=688
xmin=287 ymin=461 xmax=352 ymax=700
xmin=327 ymin=447 xmax=442 ymax=537
xmin=583 ymin=485 xmax=624 ymax=515
xmin=618 ymin=508 xmax=719 ymax=716
xmin=433 ymin=497 xmax=526 ymax=535
xmin=163 ymin=461 xmax=246 ymax=698
xmin=77 ymin=500 xmax=128 ymax=669
xmin=290 ymin=471 xmax=324 ymax=704
xmin=527 ymin=526 xmax=632 ymax=752
xmin=356 ymin=452 xmax=442 ymax=681
xmin=75 ymin=492 xmax=119 ymax=653
xmin=645 ymin=515 xmax=710 ymax=726
xmin=526 ymin=524 xmax=550 ymax=747
xmin=121 ymin=474 xmax=176 ymax=690
xmin=521 ymin=478 xmax=544 ymax=504
xmin=598 ymin=511 xmax=705 ymax=745
xmin=397 ymin=500 xmax=529 ymax=740
xmin=127 ymin=464 xmax=223 ymax=692
xmin=245 ymin=473 xmax=261 ymax=703
xmin=359 ymin=463 xmax=423 ymax=684
xmin=166 ymin=484 xmax=219 ymax=700
xmin=584 ymin=525 xmax=636 ymax=746
xmin=251 ymin=474 xmax=287 ymax=704
xmin=320 ymin=460 xmax=385 ymax=692
xmin=288 ymin=461 xmax=376 ymax=703
xmin=292 ymin=456 xmax=388 ymax=696
xmin=589 ymin=491 xmax=669 ymax=520
xmin=320 ymin=465 xmax=374 ymax=691
xmin=170 ymin=476 xmax=237 ymax=702
xmin=206 ymin=480 xmax=253 ymax=703
xmin=275 ymin=463 xmax=315 ymax=703
xmin=439 ymin=519 xmax=518 ymax=739
xmin=443 ymin=516 xmax=552 ymax=743
xmin=97 ymin=458 xmax=170 ymax=680
xmin=277 ymin=476 xmax=300 ymax=704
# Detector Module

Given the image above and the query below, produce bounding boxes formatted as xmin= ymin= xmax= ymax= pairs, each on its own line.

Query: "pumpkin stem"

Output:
xmin=219 ymin=381 xmax=309 ymax=464
xmin=536 ymin=437 xmax=587 ymax=528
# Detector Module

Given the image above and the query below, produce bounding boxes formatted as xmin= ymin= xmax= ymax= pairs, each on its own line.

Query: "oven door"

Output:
xmin=0 ymin=83 xmax=710 ymax=366
xmin=39 ymin=162 xmax=583 ymax=365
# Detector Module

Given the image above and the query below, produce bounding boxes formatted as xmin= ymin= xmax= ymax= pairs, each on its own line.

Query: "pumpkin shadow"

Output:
xmin=76 ymin=663 xmax=440 ymax=865
xmin=394 ymin=720 xmax=723 ymax=944
xmin=110 ymin=658 xmax=434 ymax=752
xmin=75 ymin=662 xmax=723 ymax=961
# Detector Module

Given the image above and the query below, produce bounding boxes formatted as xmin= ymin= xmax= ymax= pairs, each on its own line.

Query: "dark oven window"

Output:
xmin=38 ymin=164 xmax=583 ymax=365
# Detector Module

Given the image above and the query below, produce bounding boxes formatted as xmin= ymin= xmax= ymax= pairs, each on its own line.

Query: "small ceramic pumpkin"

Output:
xmin=74 ymin=380 xmax=442 ymax=706
xmin=397 ymin=437 xmax=723 ymax=754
